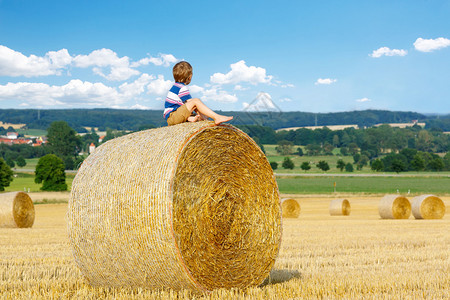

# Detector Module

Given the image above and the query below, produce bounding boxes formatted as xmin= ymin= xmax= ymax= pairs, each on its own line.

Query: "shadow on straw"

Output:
xmin=260 ymin=269 xmax=302 ymax=286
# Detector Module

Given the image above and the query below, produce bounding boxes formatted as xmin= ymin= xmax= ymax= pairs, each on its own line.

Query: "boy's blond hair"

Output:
xmin=173 ymin=61 xmax=192 ymax=84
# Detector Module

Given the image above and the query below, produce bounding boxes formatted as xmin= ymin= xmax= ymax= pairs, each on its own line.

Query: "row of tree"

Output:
xmin=2 ymin=108 xmax=449 ymax=132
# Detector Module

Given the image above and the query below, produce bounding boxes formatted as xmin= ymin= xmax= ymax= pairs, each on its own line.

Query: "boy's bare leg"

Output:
xmin=186 ymin=98 xmax=233 ymax=125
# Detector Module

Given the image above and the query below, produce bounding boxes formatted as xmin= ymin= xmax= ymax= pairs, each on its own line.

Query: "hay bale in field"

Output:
xmin=68 ymin=121 xmax=282 ymax=292
xmin=0 ymin=192 xmax=35 ymax=228
xmin=378 ymin=194 xmax=411 ymax=219
xmin=281 ymin=198 xmax=300 ymax=218
xmin=411 ymin=194 xmax=445 ymax=219
xmin=329 ymin=199 xmax=351 ymax=216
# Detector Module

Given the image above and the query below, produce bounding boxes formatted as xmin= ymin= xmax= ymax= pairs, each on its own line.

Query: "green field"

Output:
xmin=17 ymin=128 xmax=47 ymax=136
xmin=5 ymin=172 xmax=75 ymax=192
xmin=276 ymin=175 xmax=450 ymax=195
xmin=23 ymin=158 xmax=39 ymax=169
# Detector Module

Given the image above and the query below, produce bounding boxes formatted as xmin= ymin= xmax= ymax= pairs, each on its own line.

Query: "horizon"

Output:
xmin=0 ymin=1 xmax=449 ymax=114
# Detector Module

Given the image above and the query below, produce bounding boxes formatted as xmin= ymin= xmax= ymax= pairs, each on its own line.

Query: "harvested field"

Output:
xmin=0 ymin=196 xmax=449 ymax=299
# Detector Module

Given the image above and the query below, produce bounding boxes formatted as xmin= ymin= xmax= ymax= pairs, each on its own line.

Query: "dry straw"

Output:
xmin=378 ymin=194 xmax=411 ymax=219
xmin=281 ymin=198 xmax=300 ymax=218
xmin=411 ymin=194 xmax=445 ymax=219
xmin=0 ymin=192 xmax=35 ymax=228
xmin=329 ymin=199 xmax=351 ymax=216
xmin=68 ymin=121 xmax=282 ymax=292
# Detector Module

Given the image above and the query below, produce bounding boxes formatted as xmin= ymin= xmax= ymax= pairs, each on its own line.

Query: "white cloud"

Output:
xmin=189 ymin=84 xmax=205 ymax=94
xmin=281 ymin=83 xmax=295 ymax=88
xmin=131 ymin=53 xmax=178 ymax=67
xmin=234 ymin=84 xmax=248 ymax=91
xmin=130 ymin=103 xmax=151 ymax=110
xmin=73 ymin=48 xmax=139 ymax=81
xmin=210 ymin=60 xmax=273 ymax=85
xmin=243 ymin=92 xmax=277 ymax=111
xmin=0 ymin=80 xmax=125 ymax=107
xmin=356 ymin=97 xmax=371 ymax=102
xmin=0 ymin=45 xmax=72 ymax=77
xmin=279 ymin=97 xmax=292 ymax=102
xmin=119 ymin=73 xmax=155 ymax=97
xmin=315 ymin=78 xmax=337 ymax=85
xmin=370 ymin=47 xmax=407 ymax=58
xmin=146 ymin=75 xmax=172 ymax=96
xmin=202 ymin=87 xmax=238 ymax=103
xmin=414 ymin=37 xmax=450 ymax=52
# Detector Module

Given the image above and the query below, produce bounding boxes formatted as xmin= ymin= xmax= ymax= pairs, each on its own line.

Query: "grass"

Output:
xmin=22 ymin=158 xmax=39 ymax=170
xmin=5 ymin=172 xmax=75 ymax=192
xmin=264 ymin=144 xmax=450 ymax=175
xmin=0 ymin=197 xmax=448 ymax=298
xmin=276 ymin=176 xmax=450 ymax=195
xmin=16 ymin=128 xmax=47 ymax=136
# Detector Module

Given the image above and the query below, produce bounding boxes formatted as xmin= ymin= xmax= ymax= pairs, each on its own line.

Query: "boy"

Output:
xmin=164 ymin=61 xmax=233 ymax=126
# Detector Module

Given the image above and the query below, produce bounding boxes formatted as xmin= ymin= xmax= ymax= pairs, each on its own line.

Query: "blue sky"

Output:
xmin=0 ymin=0 xmax=449 ymax=114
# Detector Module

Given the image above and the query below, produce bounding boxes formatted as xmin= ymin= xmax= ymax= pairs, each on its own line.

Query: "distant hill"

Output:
xmin=0 ymin=108 xmax=447 ymax=132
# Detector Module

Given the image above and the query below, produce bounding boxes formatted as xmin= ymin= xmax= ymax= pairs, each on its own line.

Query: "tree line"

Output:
xmin=1 ymin=108 xmax=448 ymax=132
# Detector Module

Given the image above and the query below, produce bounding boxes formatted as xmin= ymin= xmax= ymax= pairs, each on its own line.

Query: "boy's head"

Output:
xmin=173 ymin=61 xmax=193 ymax=84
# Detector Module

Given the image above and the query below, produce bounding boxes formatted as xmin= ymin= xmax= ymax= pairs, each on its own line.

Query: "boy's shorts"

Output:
xmin=167 ymin=105 xmax=191 ymax=126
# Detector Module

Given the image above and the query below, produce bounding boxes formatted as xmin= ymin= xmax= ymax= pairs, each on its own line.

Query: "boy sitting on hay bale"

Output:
xmin=164 ymin=61 xmax=233 ymax=126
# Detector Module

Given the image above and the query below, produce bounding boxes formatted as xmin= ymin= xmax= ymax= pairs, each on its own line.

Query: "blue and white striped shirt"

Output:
xmin=163 ymin=82 xmax=192 ymax=120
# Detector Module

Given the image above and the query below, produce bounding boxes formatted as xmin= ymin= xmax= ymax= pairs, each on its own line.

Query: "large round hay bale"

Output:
xmin=411 ymin=194 xmax=445 ymax=219
xmin=378 ymin=194 xmax=411 ymax=219
xmin=281 ymin=198 xmax=300 ymax=218
xmin=329 ymin=199 xmax=351 ymax=216
xmin=0 ymin=192 xmax=35 ymax=228
xmin=68 ymin=121 xmax=282 ymax=292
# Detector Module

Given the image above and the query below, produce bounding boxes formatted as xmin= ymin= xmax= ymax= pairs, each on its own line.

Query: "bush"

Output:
xmin=317 ymin=160 xmax=330 ymax=172
xmin=300 ymin=161 xmax=311 ymax=172
xmin=345 ymin=163 xmax=354 ymax=172
xmin=35 ymin=154 xmax=68 ymax=191
xmin=282 ymin=157 xmax=295 ymax=170
xmin=16 ymin=156 xmax=27 ymax=167
xmin=336 ymin=159 xmax=346 ymax=171
xmin=270 ymin=162 xmax=278 ymax=170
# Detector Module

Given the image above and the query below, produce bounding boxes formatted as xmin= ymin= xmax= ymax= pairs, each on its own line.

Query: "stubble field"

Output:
xmin=0 ymin=195 xmax=449 ymax=299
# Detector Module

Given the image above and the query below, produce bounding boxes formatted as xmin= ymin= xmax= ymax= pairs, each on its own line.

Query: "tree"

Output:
xmin=371 ymin=159 xmax=384 ymax=172
xmin=353 ymin=153 xmax=361 ymax=164
xmin=16 ymin=156 xmax=27 ymax=167
xmin=282 ymin=157 xmax=295 ymax=170
xmin=0 ymin=158 xmax=13 ymax=191
xmin=317 ymin=160 xmax=330 ymax=172
xmin=410 ymin=154 xmax=425 ymax=171
xmin=345 ymin=163 xmax=354 ymax=172
xmin=47 ymin=121 xmax=81 ymax=166
xmin=391 ymin=159 xmax=406 ymax=173
xmin=35 ymin=154 xmax=68 ymax=191
xmin=428 ymin=158 xmax=444 ymax=171
xmin=306 ymin=144 xmax=321 ymax=156
xmin=296 ymin=147 xmax=304 ymax=156
xmin=336 ymin=159 xmax=346 ymax=171
xmin=6 ymin=158 xmax=15 ymax=168
xmin=270 ymin=162 xmax=278 ymax=170
xmin=276 ymin=140 xmax=294 ymax=155
xmin=300 ymin=161 xmax=311 ymax=172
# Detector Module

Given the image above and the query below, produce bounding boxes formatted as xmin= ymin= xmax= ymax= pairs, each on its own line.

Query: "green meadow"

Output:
xmin=276 ymin=175 xmax=450 ymax=195
xmin=5 ymin=172 xmax=75 ymax=193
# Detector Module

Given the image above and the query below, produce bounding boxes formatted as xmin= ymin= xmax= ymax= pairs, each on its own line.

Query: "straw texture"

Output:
xmin=378 ymin=195 xmax=411 ymax=219
xmin=0 ymin=192 xmax=35 ymax=228
xmin=411 ymin=194 xmax=445 ymax=219
xmin=281 ymin=198 xmax=300 ymax=218
xmin=329 ymin=199 xmax=351 ymax=216
xmin=68 ymin=121 xmax=282 ymax=292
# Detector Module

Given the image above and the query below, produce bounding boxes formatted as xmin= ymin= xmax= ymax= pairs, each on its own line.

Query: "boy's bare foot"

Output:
xmin=213 ymin=115 xmax=233 ymax=125
xmin=187 ymin=115 xmax=200 ymax=122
